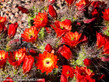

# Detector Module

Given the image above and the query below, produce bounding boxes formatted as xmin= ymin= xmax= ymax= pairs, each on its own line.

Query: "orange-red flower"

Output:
xmin=96 ymin=33 xmax=106 ymax=48
xmin=51 ymin=20 xmax=71 ymax=37
xmin=48 ymin=5 xmax=57 ymax=19
xmin=21 ymin=26 xmax=39 ymax=43
xmin=0 ymin=16 xmax=6 ymax=33
xmin=91 ymin=9 xmax=99 ymax=17
xmin=76 ymin=0 xmax=90 ymax=7
xmin=8 ymin=22 xmax=18 ymax=38
xmin=102 ymin=8 xmax=109 ymax=21
xmin=0 ymin=50 xmax=8 ymax=68
xmin=0 ymin=16 xmax=6 ymax=24
xmin=33 ymin=12 xmax=48 ymax=28
xmin=62 ymin=32 xmax=82 ymax=47
xmin=23 ymin=55 xmax=34 ymax=73
xmin=102 ymin=40 xmax=109 ymax=54
xmin=75 ymin=66 xmax=95 ymax=82
xmin=3 ymin=77 xmax=14 ymax=82
xmin=62 ymin=65 xmax=74 ymax=78
xmin=59 ymin=19 xmax=72 ymax=31
xmin=8 ymin=48 xmax=26 ymax=67
xmin=58 ymin=45 xmax=72 ymax=60
xmin=96 ymin=33 xmax=109 ymax=54
xmin=35 ymin=51 xmax=58 ymax=75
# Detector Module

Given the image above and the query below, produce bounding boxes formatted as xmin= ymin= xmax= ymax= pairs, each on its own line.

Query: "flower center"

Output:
xmin=43 ymin=58 xmax=53 ymax=67
xmin=29 ymin=34 xmax=33 ymax=38
xmin=71 ymin=37 xmax=74 ymax=40
xmin=41 ymin=18 xmax=43 ymax=21
xmin=67 ymin=71 xmax=70 ymax=74
xmin=60 ymin=26 xmax=63 ymax=29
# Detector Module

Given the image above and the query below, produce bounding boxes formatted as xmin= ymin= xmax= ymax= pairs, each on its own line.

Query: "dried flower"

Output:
xmin=17 ymin=6 xmax=29 ymax=14
xmin=35 ymin=51 xmax=58 ymax=75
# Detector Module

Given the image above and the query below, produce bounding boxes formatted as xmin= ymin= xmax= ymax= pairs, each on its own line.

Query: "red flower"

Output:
xmin=0 ymin=16 xmax=6 ymax=24
xmin=103 ymin=40 xmax=109 ymax=54
xmin=76 ymin=0 xmax=90 ymax=7
xmin=51 ymin=21 xmax=69 ymax=37
xmin=48 ymin=0 xmax=55 ymax=4
xmin=0 ymin=50 xmax=8 ymax=68
xmin=96 ymin=33 xmax=106 ymax=48
xmin=102 ymin=8 xmax=109 ymax=21
xmin=8 ymin=48 xmax=26 ymax=67
xmin=58 ymin=45 xmax=72 ymax=60
xmin=48 ymin=5 xmax=57 ymax=19
xmin=51 ymin=25 xmax=68 ymax=38
xmin=21 ymin=26 xmax=39 ymax=43
xmin=65 ymin=0 xmax=75 ymax=7
xmin=83 ymin=58 xmax=91 ymax=66
xmin=96 ymin=33 xmax=109 ymax=54
xmin=35 ymin=51 xmax=58 ymax=75
xmin=91 ymin=9 xmax=99 ymax=17
xmin=45 ymin=44 xmax=52 ymax=52
xmin=23 ymin=55 xmax=34 ymax=73
xmin=17 ymin=6 xmax=29 ymax=14
xmin=0 ymin=16 xmax=6 ymax=32
xmin=60 ymin=74 xmax=68 ymax=82
xmin=62 ymin=32 xmax=82 ymax=47
xmin=90 ymin=1 xmax=106 ymax=10
xmin=59 ymin=19 xmax=72 ymax=31
xmin=45 ymin=27 xmax=51 ymax=34
xmin=36 ymin=78 xmax=45 ymax=82
xmin=75 ymin=66 xmax=95 ymax=82
xmin=3 ymin=77 xmax=14 ymax=82
xmin=8 ymin=22 xmax=18 ymax=38
xmin=62 ymin=65 xmax=74 ymax=78
xmin=33 ymin=12 xmax=48 ymax=28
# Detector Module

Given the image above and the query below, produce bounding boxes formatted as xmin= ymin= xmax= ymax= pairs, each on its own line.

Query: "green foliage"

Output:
xmin=38 ymin=27 xmax=45 ymax=40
